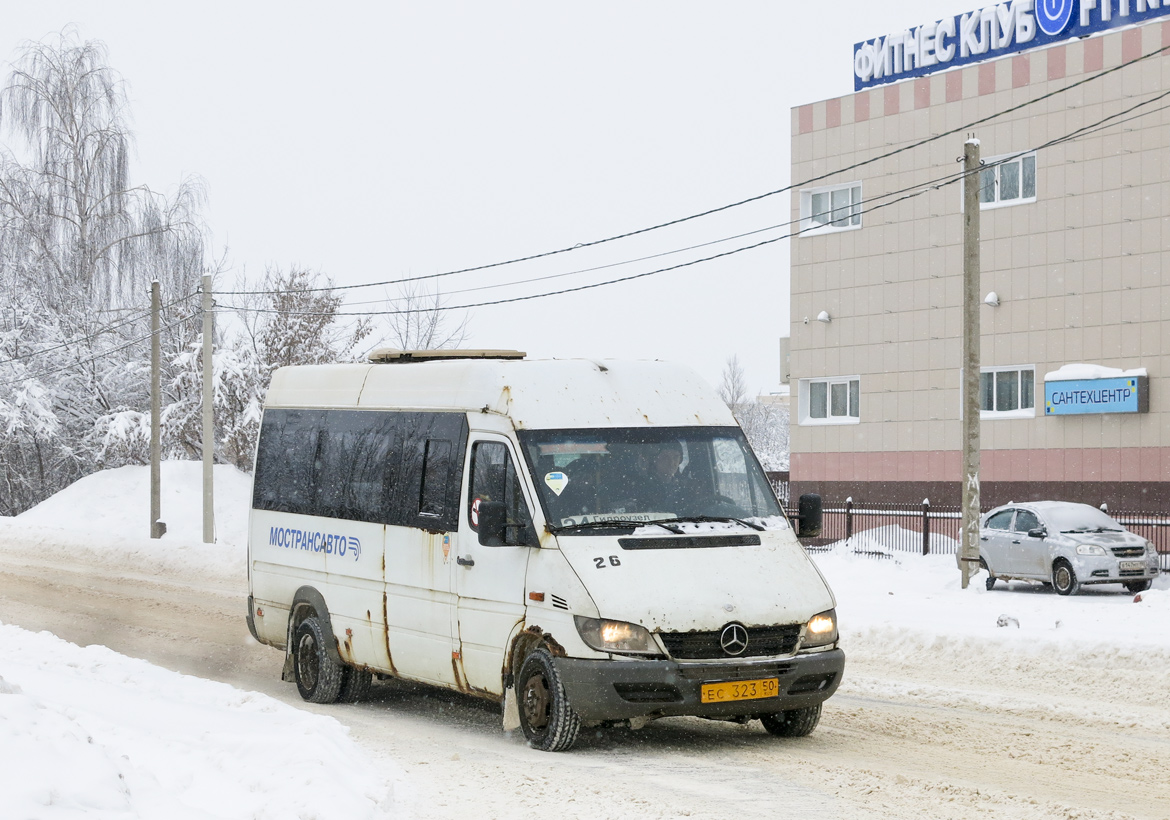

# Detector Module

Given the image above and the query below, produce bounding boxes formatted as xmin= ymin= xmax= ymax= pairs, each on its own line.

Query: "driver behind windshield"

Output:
xmin=635 ymin=441 xmax=692 ymax=512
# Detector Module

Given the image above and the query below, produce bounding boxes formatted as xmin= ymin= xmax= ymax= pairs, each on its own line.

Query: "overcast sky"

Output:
xmin=2 ymin=1 xmax=981 ymax=392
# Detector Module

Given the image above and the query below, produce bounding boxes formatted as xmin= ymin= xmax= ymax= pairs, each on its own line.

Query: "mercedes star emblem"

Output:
xmin=720 ymin=623 xmax=748 ymax=656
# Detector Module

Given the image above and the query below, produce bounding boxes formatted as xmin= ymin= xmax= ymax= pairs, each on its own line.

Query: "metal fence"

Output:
xmin=783 ymin=498 xmax=1170 ymax=572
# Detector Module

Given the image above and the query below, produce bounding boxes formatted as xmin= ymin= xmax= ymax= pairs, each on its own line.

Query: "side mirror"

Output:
xmin=1028 ymin=527 xmax=1047 ymax=539
xmin=797 ymin=493 xmax=822 ymax=538
xmin=478 ymin=501 xmax=539 ymax=547
xmin=478 ymin=501 xmax=508 ymax=546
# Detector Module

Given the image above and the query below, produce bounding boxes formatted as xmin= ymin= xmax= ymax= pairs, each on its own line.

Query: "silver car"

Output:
xmin=979 ymin=501 xmax=1160 ymax=596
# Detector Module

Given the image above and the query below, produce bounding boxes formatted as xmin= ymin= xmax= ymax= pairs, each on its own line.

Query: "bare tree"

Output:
xmin=378 ymin=279 xmax=469 ymax=351
xmin=718 ymin=355 xmax=749 ymax=411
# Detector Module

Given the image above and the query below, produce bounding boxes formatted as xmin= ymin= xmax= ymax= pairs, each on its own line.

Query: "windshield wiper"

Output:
xmin=668 ymin=515 xmax=766 ymax=532
xmin=547 ymin=519 xmax=682 ymax=534
xmin=1061 ymin=527 xmax=1091 ymax=533
xmin=1094 ymin=527 xmax=1123 ymax=533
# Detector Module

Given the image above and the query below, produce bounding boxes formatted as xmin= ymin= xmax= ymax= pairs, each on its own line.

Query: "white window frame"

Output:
xmin=967 ymin=152 xmax=1036 ymax=210
xmin=799 ymin=376 xmax=860 ymax=426
xmin=979 ymin=365 xmax=1036 ymax=419
xmin=799 ymin=182 xmax=862 ymax=236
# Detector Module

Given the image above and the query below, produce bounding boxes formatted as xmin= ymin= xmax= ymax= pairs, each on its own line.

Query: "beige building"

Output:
xmin=789 ymin=14 xmax=1170 ymax=508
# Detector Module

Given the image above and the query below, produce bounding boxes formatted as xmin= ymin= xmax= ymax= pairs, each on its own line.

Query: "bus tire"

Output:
xmin=294 ymin=616 xmax=345 ymax=703
xmin=516 ymin=649 xmax=581 ymax=752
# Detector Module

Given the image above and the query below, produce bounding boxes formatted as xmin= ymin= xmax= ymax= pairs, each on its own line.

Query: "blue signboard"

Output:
xmin=854 ymin=1 xmax=1170 ymax=91
xmin=1044 ymin=375 xmax=1148 ymax=415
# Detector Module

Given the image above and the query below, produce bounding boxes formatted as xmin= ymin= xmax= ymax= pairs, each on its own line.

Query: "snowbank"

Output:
xmin=16 ymin=461 xmax=252 ymax=546
xmin=3 ymin=461 xmax=252 ymax=582
xmin=0 ymin=623 xmax=392 ymax=820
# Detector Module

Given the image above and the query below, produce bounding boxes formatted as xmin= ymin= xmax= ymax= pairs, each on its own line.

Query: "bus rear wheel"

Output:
xmin=294 ymin=616 xmax=345 ymax=703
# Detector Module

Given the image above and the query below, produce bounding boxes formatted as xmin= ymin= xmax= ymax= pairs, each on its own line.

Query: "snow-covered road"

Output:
xmin=1 ymin=464 xmax=1168 ymax=819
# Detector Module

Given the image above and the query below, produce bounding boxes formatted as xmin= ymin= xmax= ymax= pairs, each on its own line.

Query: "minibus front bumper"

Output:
xmin=553 ymin=648 xmax=845 ymax=722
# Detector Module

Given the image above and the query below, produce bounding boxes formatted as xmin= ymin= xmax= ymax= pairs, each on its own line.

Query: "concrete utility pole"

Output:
xmin=201 ymin=274 xmax=215 ymax=544
xmin=960 ymin=138 xmax=982 ymax=588
xmin=150 ymin=280 xmax=166 ymax=539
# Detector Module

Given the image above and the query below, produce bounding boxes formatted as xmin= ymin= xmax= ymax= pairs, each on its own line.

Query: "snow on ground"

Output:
xmin=0 ymin=624 xmax=392 ymax=820
xmin=2 ymin=465 xmax=1169 ymax=818
xmin=1 ymin=463 xmax=398 ymax=819
xmin=10 ymin=462 xmax=250 ymax=582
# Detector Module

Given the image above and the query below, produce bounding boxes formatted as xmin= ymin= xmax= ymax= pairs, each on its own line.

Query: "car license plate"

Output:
xmin=700 ymin=677 xmax=779 ymax=704
xmin=1119 ymin=561 xmax=1145 ymax=571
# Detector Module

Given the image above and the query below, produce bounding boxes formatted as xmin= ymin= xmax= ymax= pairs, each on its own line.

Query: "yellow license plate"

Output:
xmin=700 ymin=677 xmax=779 ymax=704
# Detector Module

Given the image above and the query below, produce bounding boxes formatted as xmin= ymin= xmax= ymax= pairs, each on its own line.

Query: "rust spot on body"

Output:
xmin=382 ymin=591 xmax=397 ymax=675
xmin=451 ymin=655 xmax=469 ymax=694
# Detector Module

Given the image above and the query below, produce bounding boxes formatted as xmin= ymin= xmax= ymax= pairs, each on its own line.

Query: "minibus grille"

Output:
xmin=660 ymin=625 xmax=802 ymax=659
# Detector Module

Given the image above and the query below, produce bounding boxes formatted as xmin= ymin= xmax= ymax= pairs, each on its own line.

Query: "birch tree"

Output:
xmin=0 ymin=30 xmax=206 ymax=512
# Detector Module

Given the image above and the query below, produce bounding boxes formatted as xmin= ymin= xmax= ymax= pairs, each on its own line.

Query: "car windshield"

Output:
xmin=1043 ymin=505 xmax=1124 ymax=533
xmin=517 ymin=426 xmax=783 ymax=532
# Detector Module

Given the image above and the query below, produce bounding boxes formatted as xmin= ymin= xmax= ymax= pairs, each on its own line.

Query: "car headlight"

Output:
xmin=1147 ymin=541 xmax=1159 ymax=557
xmin=1076 ymin=544 xmax=1107 ymax=556
xmin=802 ymin=609 xmax=838 ymax=649
xmin=574 ymin=616 xmax=659 ymax=655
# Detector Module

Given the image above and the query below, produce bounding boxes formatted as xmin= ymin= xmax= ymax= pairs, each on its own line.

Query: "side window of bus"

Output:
xmin=253 ymin=409 xmax=323 ymax=515
xmin=315 ymin=413 xmax=397 ymax=523
xmin=419 ymin=440 xmax=452 ymax=518
xmin=468 ymin=442 xmax=535 ymax=546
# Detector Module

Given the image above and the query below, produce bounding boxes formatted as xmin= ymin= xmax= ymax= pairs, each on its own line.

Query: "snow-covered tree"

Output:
xmin=0 ymin=30 xmax=205 ymax=513
xmin=165 ymin=266 xmax=373 ymax=471
xmin=717 ymin=355 xmax=789 ymax=472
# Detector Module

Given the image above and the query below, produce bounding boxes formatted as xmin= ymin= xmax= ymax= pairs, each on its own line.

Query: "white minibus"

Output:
xmin=246 ymin=351 xmax=843 ymax=751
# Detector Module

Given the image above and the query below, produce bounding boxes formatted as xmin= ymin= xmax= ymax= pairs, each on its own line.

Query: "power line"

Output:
xmin=0 ymin=290 xmax=198 ymax=368
xmin=338 ymin=169 xmax=977 ymax=306
xmin=219 ymin=38 xmax=1170 ymax=300
xmin=216 ymin=183 xmax=946 ymax=318
xmin=217 ymin=83 xmax=1170 ymax=319
xmin=0 ymin=313 xmax=197 ymax=389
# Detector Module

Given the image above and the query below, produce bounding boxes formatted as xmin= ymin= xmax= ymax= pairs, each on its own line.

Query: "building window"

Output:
xmin=800 ymin=182 xmax=862 ymax=235
xmin=980 ymin=366 xmax=1035 ymax=418
xmin=799 ymin=376 xmax=860 ymax=425
xmin=978 ymin=153 xmax=1036 ymax=208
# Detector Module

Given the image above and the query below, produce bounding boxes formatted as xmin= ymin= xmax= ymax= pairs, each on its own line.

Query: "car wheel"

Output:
xmin=294 ymin=616 xmax=345 ymax=703
xmin=1052 ymin=559 xmax=1080 ymax=596
xmin=516 ymin=649 xmax=581 ymax=752
xmin=1125 ymin=579 xmax=1152 ymax=594
xmin=760 ymin=703 xmax=822 ymax=738
xmin=980 ymin=558 xmax=996 ymax=590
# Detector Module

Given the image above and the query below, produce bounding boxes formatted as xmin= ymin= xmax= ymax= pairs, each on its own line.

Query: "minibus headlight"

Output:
xmin=802 ymin=609 xmax=838 ymax=649
xmin=574 ymin=616 xmax=658 ymax=655
xmin=1076 ymin=544 xmax=1107 ymax=556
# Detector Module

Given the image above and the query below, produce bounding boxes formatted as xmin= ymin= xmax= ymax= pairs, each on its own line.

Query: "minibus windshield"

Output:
xmin=518 ymin=427 xmax=783 ymax=531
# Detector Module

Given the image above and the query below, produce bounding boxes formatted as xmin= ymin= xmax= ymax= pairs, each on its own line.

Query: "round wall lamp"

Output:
xmin=816 ymin=310 xmax=832 ymax=323
xmin=984 ymin=292 xmax=1000 ymax=307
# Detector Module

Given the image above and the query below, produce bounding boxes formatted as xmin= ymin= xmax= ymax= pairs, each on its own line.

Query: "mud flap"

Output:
xmin=281 ymin=649 xmax=295 ymax=683
xmin=502 ymin=686 xmax=521 ymax=732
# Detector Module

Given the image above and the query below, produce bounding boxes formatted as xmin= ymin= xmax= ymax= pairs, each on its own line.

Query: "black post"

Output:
xmin=922 ymin=498 xmax=930 ymax=555
xmin=845 ymin=498 xmax=853 ymax=541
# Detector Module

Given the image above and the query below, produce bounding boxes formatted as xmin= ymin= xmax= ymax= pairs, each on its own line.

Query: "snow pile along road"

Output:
xmin=0 ymin=622 xmax=394 ymax=820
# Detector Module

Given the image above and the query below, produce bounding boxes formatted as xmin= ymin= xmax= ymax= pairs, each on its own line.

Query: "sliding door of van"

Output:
xmin=455 ymin=436 xmax=535 ymax=695
xmin=382 ymin=413 xmax=467 ymax=688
